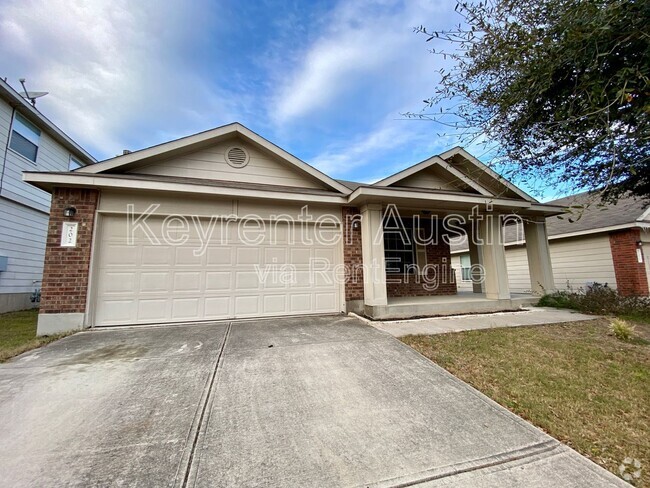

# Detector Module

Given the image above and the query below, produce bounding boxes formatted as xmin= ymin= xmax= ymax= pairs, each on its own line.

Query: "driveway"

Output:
xmin=0 ymin=315 xmax=624 ymax=487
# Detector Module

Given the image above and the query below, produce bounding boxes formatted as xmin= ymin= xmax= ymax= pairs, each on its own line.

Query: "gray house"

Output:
xmin=0 ymin=79 xmax=95 ymax=313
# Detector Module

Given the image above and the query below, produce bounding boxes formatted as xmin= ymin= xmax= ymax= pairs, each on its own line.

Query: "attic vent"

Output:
xmin=226 ymin=146 xmax=249 ymax=168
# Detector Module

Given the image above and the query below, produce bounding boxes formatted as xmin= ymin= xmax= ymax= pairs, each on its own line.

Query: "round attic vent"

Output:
xmin=225 ymin=146 xmax=249 ymax=168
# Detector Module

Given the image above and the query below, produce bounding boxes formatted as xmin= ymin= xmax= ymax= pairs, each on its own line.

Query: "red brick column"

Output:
xmin=342 ymin=206 xmax=364 ymax=302
xmin=40 ymin=187 xmax=99 ymax=314
xmin=609 ymin=228 xmax=649 ymax=296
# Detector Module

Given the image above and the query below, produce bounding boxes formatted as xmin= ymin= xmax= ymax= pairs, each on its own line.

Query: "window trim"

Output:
xmin=68 ymin=155 xmax=83 ymax=171
xmin=9 ymin=112 xmax=41 ymax=164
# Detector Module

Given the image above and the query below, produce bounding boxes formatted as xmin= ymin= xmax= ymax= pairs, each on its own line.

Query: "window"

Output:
xmin=460 ymin=254 xmax=472 ymax=281
xmin=9 ymin=113 xmax=40 ymax=162
xmin=69 ymin=156 xmax=82 ymax=171
xmin=384 ymin=217 xmax=416 ymax=274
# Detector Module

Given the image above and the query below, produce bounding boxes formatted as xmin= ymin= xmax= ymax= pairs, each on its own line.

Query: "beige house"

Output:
xmin=24 ymin=123 xmax=565 ymax=335
xmin=451 ymin=193 xmax=650 ymax=296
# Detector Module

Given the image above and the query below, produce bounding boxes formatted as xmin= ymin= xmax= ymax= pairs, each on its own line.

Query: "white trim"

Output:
xmin=22 ymin=172 xmax=348 ymax=204
xmin=439 ymin=147 xmax=537 ymax=202
xmin=75 ymin=123 xmax=351 ymax=194
xmin=374 ymin=155 xmax=493 ymax=196
xmin=0 ymin=79 xmax=95 ymax=165
xmin=348 ymin=185 xmax=562 ymax=212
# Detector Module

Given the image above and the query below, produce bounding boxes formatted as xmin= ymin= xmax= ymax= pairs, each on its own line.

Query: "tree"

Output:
xmin=413 ymin=0 xmax=650 ymax=202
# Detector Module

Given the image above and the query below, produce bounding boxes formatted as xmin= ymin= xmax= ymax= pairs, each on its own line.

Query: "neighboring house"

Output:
xmin=451 ymin=192 xmax=650 ymax=296
xmin=0 ymin=79 xmax=95 ymax=313
xmin=24 ymin=123 xmax=564 ymax=335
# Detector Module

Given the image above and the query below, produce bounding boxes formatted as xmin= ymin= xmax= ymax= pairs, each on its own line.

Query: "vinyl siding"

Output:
xmin=0 ymin=198 xmax=48 ymax=294
xmin=397 ymin=166 xmax=466 ymax=192
xmin=131 ymin=139 xmax=326 ymax=189
xmin=453 ymin=233 xmax=618 ymax=294
xmin=0 ymin=98 xmax=77 ymax=212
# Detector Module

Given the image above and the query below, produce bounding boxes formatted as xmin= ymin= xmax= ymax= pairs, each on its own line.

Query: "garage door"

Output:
xmin=93 ymin=215 xmax=342 ymax=326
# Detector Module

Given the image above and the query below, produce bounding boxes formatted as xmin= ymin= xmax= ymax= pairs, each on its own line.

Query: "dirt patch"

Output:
xmin=58 ymin=344 xmax=148 ymax=365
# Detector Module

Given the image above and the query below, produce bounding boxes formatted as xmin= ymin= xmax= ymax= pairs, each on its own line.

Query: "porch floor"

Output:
xmin=367 ymin=292 xmax=538 ymax=320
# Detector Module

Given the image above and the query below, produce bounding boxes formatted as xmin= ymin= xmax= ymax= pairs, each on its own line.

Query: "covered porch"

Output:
xmin=349 ymin=195 xmax=562 ymax=320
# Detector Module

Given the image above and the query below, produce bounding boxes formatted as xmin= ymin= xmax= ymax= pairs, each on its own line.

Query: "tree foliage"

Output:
xmin=413 ymin=0 xmax=650 ymax=201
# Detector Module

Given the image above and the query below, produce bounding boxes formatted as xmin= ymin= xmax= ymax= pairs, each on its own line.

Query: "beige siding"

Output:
xmin=131 ymin=139 xmax=326 ymax=189
xmin=0 ymin=198 xmax=47 ymax=294
xmin=502 ymin=234 xmax=617 ymax=292
xmin=454 ymin=233 xmax=618 ymax=294
xmin=394 ymin=165 xmax=478 ymax=193
xmin=451 ymin=255 xmax=473 ymax=292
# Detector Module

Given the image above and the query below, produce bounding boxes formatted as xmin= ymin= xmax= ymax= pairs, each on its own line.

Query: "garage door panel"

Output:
xmin=141 ymin=246 xmax=172 ymax=265
xmin=100 ymin=272 xmax=137 ymax=294
xmin=204 ymin=296 xmax=230 ymax=318
xmin=207 ymin=247 xmax=232 ymax=265
xmin=263 ymin=295 xmax=287 ymax=314
xmin=171 ymin=298 xmax=201 ymax=320
xmin=290 ymin=294 xmax=312 ymax=312
xmin=173 ymin=272 xmax=203 ymax=292
xmin=103 ymin=245 xmax=139 ymax=266
xmin=138 ymin=299 xmax=170 ymax=322
xmin=236 ymin=247 xmax=260 ymax=264
xmin=234 ymin=296 xmax=259 ymax=315
xmin=205 ymin=272 xmax=232 ymax=291
xmin=139 ymin=272 xmax=171 ymax=293
xmin=94 ymin=215 xmax=341 ymax=326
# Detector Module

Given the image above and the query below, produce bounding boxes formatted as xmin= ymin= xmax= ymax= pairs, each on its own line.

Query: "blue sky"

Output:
xmin=0 ymin=0 xmax=555 ymax=198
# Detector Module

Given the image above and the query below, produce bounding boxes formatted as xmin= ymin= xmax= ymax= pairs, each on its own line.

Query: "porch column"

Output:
xmin=467 ymin=224 xmax=484 ymax=294
xmin=479 ymin=214 xmax=510 ymax=300
xmin=524 ymin=218 xmax=555 ymax=295
xmin=360 ymin=204 xmax=387 ymax=306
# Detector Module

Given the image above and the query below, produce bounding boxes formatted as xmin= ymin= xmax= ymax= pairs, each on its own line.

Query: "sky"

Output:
xmin=0 ymin=0 xmax=553 ymax=198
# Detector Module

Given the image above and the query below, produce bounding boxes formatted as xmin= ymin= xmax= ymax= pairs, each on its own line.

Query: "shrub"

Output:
xmin=538 ymin=285 xmax=650 ymax=321
xmin=610 ymin=319 xmax=635 ymax=341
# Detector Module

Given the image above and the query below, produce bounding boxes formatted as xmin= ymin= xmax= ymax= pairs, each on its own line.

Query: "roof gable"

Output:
xmin=77 ymin=123 xmax=350 ymax=194
xmin=439 ymin=147 xmax=536 ymax=202
xmin=374 ymin=155 xmax=493 ymax=196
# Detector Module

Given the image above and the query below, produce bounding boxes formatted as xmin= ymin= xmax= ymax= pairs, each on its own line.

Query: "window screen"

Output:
xmin=9 ymin=113 xmax=40 ymax=162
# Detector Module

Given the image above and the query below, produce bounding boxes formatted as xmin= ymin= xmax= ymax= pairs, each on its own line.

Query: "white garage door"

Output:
xmin=93 ymin=215 xmax=342 ymax=326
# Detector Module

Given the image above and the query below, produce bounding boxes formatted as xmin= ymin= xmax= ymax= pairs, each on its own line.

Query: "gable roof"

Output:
xmin=439 ymin=147 xmax=536 ymax=202
xmin=0 ymin=78 xmax=96 ymax=165
xmin=374 ymin=155 xmax=493 ymax=196
xmin=76 ymin=122 xmax=351 ymax=194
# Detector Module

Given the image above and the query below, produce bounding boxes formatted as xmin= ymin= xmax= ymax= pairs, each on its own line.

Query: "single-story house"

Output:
xmin=24 ymin=123 xmax=566 ymax=335
xmin=451 ymin=192 xmax=650 ymax=296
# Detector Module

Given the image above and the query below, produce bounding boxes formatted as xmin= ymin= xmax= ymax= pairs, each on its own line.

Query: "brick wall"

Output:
xmin=40 ymin=187 xmax=99 ymax=314
xmin=609 ymin=228 xmax=649 ymax=296
xmin=342 ymin=206 xmax=364 ymax=301
xmin=342 ymin=207 xmax=458 ymax=301
xmin=386 ymin=240 xmax=457 ymax=297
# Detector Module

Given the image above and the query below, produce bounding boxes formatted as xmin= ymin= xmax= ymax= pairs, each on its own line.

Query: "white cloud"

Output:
xmin=270 ymin=0 xmax=449 ymax=125
xmin=0 ymin=0 xmax=235 ymax=159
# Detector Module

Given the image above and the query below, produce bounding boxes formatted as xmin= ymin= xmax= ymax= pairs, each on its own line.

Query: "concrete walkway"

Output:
xmin=358 ymin=307 xmax=598 ymax=337
xmin=0 ymin=315 xmax=622 ymax=487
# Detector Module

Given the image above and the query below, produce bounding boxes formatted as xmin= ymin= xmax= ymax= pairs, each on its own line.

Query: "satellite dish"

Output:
xmin=20 ymin=91 xmax=48 ymax=100
xmin=18 ymin=79 xmax=48 ymax=106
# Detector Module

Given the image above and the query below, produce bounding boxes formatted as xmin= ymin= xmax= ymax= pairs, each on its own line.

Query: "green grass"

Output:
xmin=401 ymin=319 xmax=650 ymax=486
xmin=0 ymin=309 xmax=69 ymax=362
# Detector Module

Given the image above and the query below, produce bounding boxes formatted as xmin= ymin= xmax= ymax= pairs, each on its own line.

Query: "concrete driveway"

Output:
xmin=0 ymin=315 xmax=625 ymax=487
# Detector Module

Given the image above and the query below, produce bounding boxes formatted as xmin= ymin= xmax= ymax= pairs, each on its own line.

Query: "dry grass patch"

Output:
xmin=0 ymin=309 xmax=69 ymax=362
xmin=401 ymin=318 xmax=650 ymax=486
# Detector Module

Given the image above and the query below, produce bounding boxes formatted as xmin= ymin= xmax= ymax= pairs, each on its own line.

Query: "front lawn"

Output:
xmin=402 ymin=318 xmax=649 ymax=486
xmin=0 ymin=309 xmax=68 ymax=362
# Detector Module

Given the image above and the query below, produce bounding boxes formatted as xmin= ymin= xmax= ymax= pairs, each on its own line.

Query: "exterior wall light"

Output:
xmin=63 ymin=206 xmax=77 ymax=218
